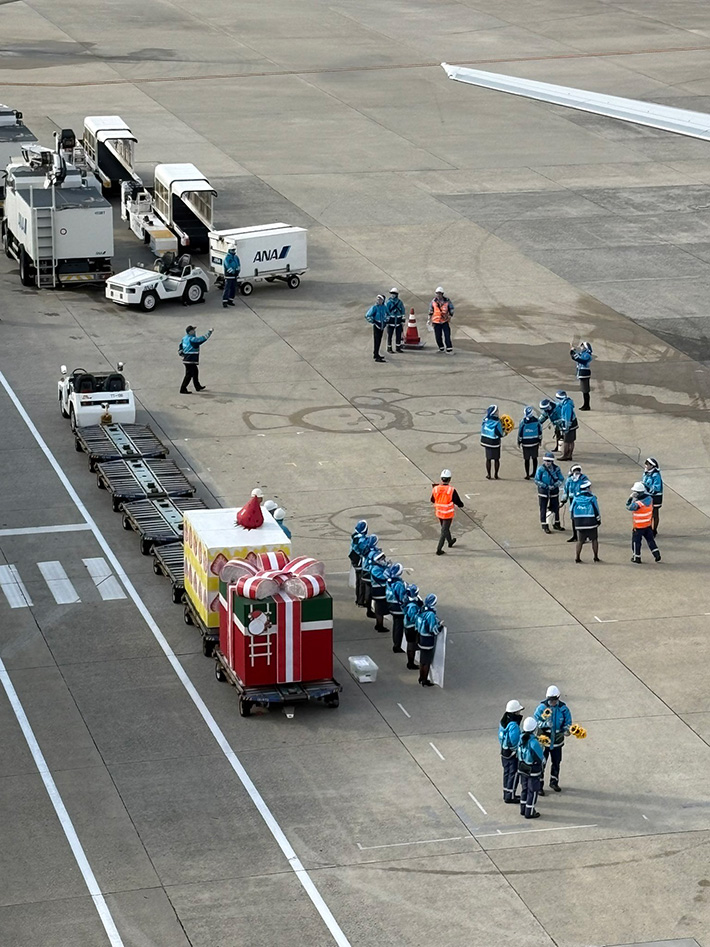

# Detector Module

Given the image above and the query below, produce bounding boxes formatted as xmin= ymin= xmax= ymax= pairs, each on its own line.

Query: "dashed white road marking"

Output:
xmin=82 ymin=558 xmax=126 ymax=601
xmin=0 ymin=523 xmax=92 ymax=537
xmin=476 ymin=823 xmax=598 ymax=839
xmin=429 ymin=742 xmax=445 ymax=760
xmin=468 ymin=791 xmax=488 ymax=815
xmin=357 ymin=835 xmax=468 ymax=851
xmin=594 ymin=615 xmax=618 ymax=623
xmin=397 ymin=703 xmax=411 ymax=718
xmin=0 ymin=564 xmax=34 ymax=608
xmin=37 ymin=561 xmax=81 ymax=605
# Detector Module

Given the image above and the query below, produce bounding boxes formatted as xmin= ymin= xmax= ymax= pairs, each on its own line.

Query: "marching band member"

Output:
xmin=369 ymin=550 xmax=390 ymax=633
xmin=569 ymin=480 xmax=601 ymax=564
xmin=415 ymin=593 xmax=442 ymax=687
xmin=555 ymin=390 xmax=578 ymax=461
xmin=517 ymin=717 xmax=545 ymax=819
xmin=534 ymin=685 xmax=573 ymax=793
xmin=499 ymin=700 xmax=524 ymax=804
xmin=358 ymin=534 xmax=379 ymax=615
xmin=402 ymin=585 xmax=422 ymax=670
xmin=385 ymin=563 xmax=407 ymax=653
xmin=480 ymin=404 xmax=507 ymax=480
xmin=535 ymin=452 xmax=565 ymax=534
xmin=643 ymin=457 xmax=664 ymax=536
xmin=517 ymin=406 xmax=543 ymax=480
xmin=561 ymin=464 xmax=587 ymax=543
xmin=570 ymin=341 xmax=594 ymax=411
xmin=349 ymin=520 xmax=369 ymax=606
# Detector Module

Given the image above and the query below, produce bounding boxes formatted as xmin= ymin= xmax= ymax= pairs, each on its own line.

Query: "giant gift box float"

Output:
xmin=218 ymin=552 xmax=333 ymax=687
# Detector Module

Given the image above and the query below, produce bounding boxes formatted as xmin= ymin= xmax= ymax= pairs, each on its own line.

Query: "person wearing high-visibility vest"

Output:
xmin=626 ymin=481 xmax=661 ymax=564
xmin=428 ymin=286 xmax=455 ymax=353
xmin=430 ymin=469 xmax=464 ymax=556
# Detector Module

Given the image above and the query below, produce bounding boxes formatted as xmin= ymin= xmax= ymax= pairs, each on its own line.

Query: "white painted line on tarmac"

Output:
xmin=468 ymin=791 xmax=488 ymax=815
xmin=594 ymin=616 xmax=618 ymax=623
xmin=642 ymin=814 xmax=649 ymax=820
xmin=0 ymin=564 xmax=33 ymax=608
xmin=476 ymin=823 xmax=597 ymax=838
xmin=357 ymin=835 xmax=468 ymax=851
xmin=429 ymin=742 xmax=445 ymax=760
xmin=82 ymin=558 xmax=126 ymax=601
xmin=397 ymin=703 xmax=411 ymax=718
xmin=0 ymin=655 xmax=126 ymax=947
xmin=0 ymin=369 xmax=353 ymax=947
xmin=0 ymin=523 xmax=92 ymax=537
xmin=37 ymin=561 xmax=81 ymax=605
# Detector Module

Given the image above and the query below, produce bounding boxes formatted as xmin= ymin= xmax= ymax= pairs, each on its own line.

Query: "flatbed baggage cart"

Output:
xmin=122 ymin=495 xmax=207 ymax=555
xmin=95 ymin=457 xmax=195 ymax=511
xmin=182 ymin=593 xmax=220 ymax=657
xmin=75 ymin=422 xmax=168 ymax=471
xmin=151 ymin=541 xmax=185 ymax=604
xmin=213 ymin=647 xmax=342 ymax=717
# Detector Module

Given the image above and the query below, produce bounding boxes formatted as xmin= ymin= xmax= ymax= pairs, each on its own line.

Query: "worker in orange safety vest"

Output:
xmin=626 ymin=481 xmax=661 ymax=564
xmin=428 ymin=287 xmax=455 ymax=353
xmin=430 ymin=469 xmax=464 ymax=556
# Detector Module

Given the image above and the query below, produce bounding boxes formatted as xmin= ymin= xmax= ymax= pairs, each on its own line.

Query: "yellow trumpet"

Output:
xmin=541 ymin=707 xmax=552 ymax=720
xmin=569 ymin=724 xmax=587 ymax=739
xmin=500 ymin=414 xmax=515 ymax=434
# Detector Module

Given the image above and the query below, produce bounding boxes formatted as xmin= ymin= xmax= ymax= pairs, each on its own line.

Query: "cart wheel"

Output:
xmin=287 ymin=275 xmax=300 ymax=290
xmin=111 ymin=497 xmax=122 ymax=513
xmin=202 ymin=636 xmax=214 ymax=658
xmin=122 ymin=515 xmax=132 ymax=531
xmin=97 ymin=474 xmax=105 ymax=489
xmin=183 ymin=280 xmax=205 ymax=305
xmin=324 ymin=694 xmax=340 ymax=708
xmin=215 ymin=661 xmax=226 ymax=682
xmin=239 ymin=281 xmax=253 ymax=296
xmin=74 ymin=438 xmax=82 ymax=453
xmin=139 ymin=537 xmax=153 ymax=556
xmin=239 ymin=697 xmax=252 ymax=717
xmin=171 ymin=586 xmax=184 ymax=604
xmin=152 ymin=559 xmax=161 ymax=575
xmin=88 ymin=458 xmax=96 ymax=473
xmin=141 ymin=290 xmax=158 ymax=312
xmin=183 ymin=605 xmax=194 ymax=625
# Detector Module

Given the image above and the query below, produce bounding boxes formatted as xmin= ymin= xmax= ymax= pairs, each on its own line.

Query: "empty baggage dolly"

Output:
xmin=75 ymin=422 xmax=168 ymax=471
xmin=122 ymin=495 xmax=207 ymax=555
xmin=96 ymin=457 xmax=195 ymax=511
xmin=151 ymin=541 xmax=185 ymax=604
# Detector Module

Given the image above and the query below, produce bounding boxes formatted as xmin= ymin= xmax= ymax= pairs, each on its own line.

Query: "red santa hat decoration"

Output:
xmin=236 ymin=488 xmax=265 ymax=529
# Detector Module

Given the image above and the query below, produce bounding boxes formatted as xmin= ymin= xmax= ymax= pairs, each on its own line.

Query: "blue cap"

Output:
xmin=424 ymin=593 xmax=438 ymax=608
xmin=355 ymin=520 xmax=367 ymax=534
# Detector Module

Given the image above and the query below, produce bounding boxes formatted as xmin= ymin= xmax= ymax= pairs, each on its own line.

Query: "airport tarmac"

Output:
xmin=1 ymin=1 xmax=710 ymax=946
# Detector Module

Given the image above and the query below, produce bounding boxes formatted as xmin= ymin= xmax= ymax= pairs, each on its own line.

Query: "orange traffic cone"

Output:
xmin=403 ymin=309 xmax=425 ymax=349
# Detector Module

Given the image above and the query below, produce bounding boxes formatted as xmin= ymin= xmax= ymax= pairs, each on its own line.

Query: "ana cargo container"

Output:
xmin=209 ymin=223 xmax=307 ymax=295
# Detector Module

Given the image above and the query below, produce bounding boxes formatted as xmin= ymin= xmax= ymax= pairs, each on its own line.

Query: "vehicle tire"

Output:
xmin=141 ymin=290 xmax=158 ymax=312
xmin=121 ymin=515 xmax=132 ymax=531
xmin=287 ymin=275 xmax=300 ymax=290
xmin=59 ymin=394 xmax=70 ymax=419
xmin=215 ymin=661 xmax=226 ymax=682
xmin=2 ymin=222 xmax=12 ymax=259
xmin=69 ymin=408 xmax=77 ymax=433
xmin=96 ymin=473 xmax=105 ymax=489
xmin=325 ymin=693 xmax=340 ymax=708
xmin=239 ymin=697 xmax=252 ymax=717
xmin=111 ymin=497 xmax=122 ymax=512
xmin=184 ymin=280 xmax=205 ymax=305
xmin=239 ymin=281 xmax=253 ymax=296
xmin=171 ymin=586 xmax=184 ymax=604
xmin=183 ymin=605 xmax=194 ymax=626
xmin=202 ymin=636 xmax=214 ymax=658
xmin=139 ymin=537 xmax=152 ymax=556
xmin=152 ymin=560 xmax=161 ymax=576
xmin=19 ymin=249 xmax=35 ymax=287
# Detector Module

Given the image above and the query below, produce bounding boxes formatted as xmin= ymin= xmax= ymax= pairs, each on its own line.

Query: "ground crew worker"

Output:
xmin=385 ymin=288 xmax=406 ymax=353
xmin=222 ymin=247 xmax=241 ymax=308
xmin=517 ymin=717 xmax=544 ymax=819
xmin=402 ymin=585 xmax=422 ymax=670
xmin=517 ymin=406 xmax=543 ymax=479
xmin=560 ymin=464 xmax=587 ymax=543
xmin=365 ymin=294 xmax=388 ymax=363
xmin=534 ymin=685 xmax=572 ymax=793
xmin=570 ymin=341 xmax=594 ymax=411
xmin=627 ymin=481 xmax=661 ymax=563
xmin=179 ymin=325 xmax=214 ymax=394
xmin=643 ymin=457 xmax=663 ymax=536
xmin=535 ymin=452 xmax=565 ymax=533
xmin=415 ymin=593 xmax=442 ymax=687
xmin=430 ymin=469 xmax=464 ymax=555
xmin=349 ymin=520 xmax=369 ymax=606
xmin=481 ymin=404 xmax=506 ymax=480
xmin=358 ymin=534 xmax=379 ymax=614
xmin=555 ymin=390 xmax=578 ymax=461
xmin=428 ymin=286 xmax=454 ymax=353
xmin=273 ymin=507 xmax=291 ymax=539
xmin=385 ymin=563 xmax=407 ymax=653
xmin=369 ymin=550 xmax=390 ymax=633
xmin=539 ymin=397 xmax=562 ymax=453
xmin=499 ymin=699 xmax=524 ymax=804
xmin=569 ymin=480 xmax=601 ymax=563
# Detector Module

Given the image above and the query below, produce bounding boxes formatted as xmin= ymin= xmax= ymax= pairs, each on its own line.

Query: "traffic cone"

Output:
xmin=403 ymin=309 xmax=425 ymax=349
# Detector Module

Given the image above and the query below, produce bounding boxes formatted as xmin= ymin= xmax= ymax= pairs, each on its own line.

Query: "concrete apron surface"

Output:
xmin=1 ymin=2 xmax=710 ymax=947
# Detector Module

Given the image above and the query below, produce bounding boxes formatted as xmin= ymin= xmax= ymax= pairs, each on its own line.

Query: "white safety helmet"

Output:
xmin=435 ymin=286 xmax=444 ymax=294
xmin=376 ymin=294 xmax=385 ymax=302
xmin=506 ymin=699 xmax=524 ymax=713
xmin=522 ymin=716 xmax=537 ymax=733
xmin=546 ymin=684 xmax=561 ymax=698
xmin=390 ymin=287 xmax=399 ymax=294
xmin=440 ymin=469 xmax=452 ymax=480
xmin=263 ymin=500 xmax=278 ymax=513
xmin=274 ymin=507 xmax=286 ymax=520
xmin=251 ymin=488 xmax=264 ymax=499
xmin=632 ymin=481 xmax=646 ymax=494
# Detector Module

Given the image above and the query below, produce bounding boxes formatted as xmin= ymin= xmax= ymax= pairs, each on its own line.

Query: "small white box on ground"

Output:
xmin=348 ymin=655 xmax=378 ymax=683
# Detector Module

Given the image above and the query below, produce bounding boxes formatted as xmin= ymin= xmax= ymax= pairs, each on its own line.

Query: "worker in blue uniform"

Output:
xmin=369 ymin=550 xmax=390 ymax=633
xmin=499 ymin=699 xmax=524 ymax=804
xmin=386 ymin=563 xmax=407 ymax=653
xmin=517 ymin=717 xmax=545 ymax=819
xmin=627 ymin=481 xmax=661 ymax=564
xmin=273 ymin=507 xmax=291 ymax=539
xmin=365 ymin=294 xmax=388 ymax=363
xmin=560 ymin=464 xmax=586 ymax=543
xmin=535 ymin=452 xmax=565 ymax=534
xmin=357 ymin=534 xmax=379 ymax=614
xmin=385 ymin=288 xmax=406 ymax=353
xmin=570 ymin=341 xmax=594 ymax=411
xmin=517 ymin=406 xmax=543 ymax=480
xmin=643 ymin=457 xmax=664 ymax=536
xmin=555 ymin=390 xmax=578 ymax=461
xmin=534 ymin=685 xmax=573 ymax=793
xmin=415 ymin=593 xmax=442 ymax=687
xmin=569 ymin=480 xmax=601 ymax=563
xmin=538 ymin=397 xmax=560 ymax=451
xmin=222 ymin=247 xmax=241 ymax=308
xmin=480 ymin=404 xmax=506 ymax=480
xmin=402 ymin=585 xmax=422 ymax=670
xmin=349 ymin=519 xmax=368 ymax=605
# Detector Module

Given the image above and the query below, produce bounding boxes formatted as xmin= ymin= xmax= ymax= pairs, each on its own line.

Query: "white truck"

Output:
xmin=2 ymin=142 xmax=113 ymax=288
xmin=0 ymin=105 xmax=37 ymax=216
xmin=209 ymin=223 xmax=308 ymax=295
xmin=106 ymin=253 xmax=210 ymax=310
xmin=58 ymin=362 xmax=136 ymax=430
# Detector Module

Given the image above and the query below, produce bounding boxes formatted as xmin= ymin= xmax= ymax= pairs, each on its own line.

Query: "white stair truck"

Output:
xmin=0 ymin=105 xmax=37 ymax=216
xmin=2 ymin=142 xmax=113 ymax=288
xmin=209 ymin=223 xmax=308 ymax=295
xmin=82 ymin=116 xmax=141 ymax=194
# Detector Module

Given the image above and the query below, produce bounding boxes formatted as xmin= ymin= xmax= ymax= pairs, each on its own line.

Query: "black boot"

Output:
xmin=406 ymin=649 xmax=419 ymax=670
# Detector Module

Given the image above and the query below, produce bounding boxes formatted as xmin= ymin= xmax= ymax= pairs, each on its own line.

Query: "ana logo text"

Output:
xmin=253 ymin=245 xmax=291 ymax=263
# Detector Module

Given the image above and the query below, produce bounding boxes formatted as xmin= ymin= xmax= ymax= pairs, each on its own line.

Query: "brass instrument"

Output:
xmin=541 ymin=707 xmax=552 ymax=720
xmin=500 ymin=414 xmax=515 ymax=434
xmin=569 ymin=723 xmax=587 ymax=739
xmin=537 ymin=732 xmax=551 ymax=747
